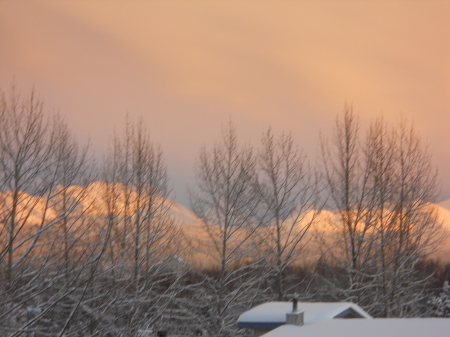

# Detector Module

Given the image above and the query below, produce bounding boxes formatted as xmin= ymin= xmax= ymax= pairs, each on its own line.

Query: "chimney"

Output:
xmin=286 ymin=295 xmax=303 ymax=326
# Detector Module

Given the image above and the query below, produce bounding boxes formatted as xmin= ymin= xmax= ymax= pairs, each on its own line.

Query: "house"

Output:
xmin=238 ymin=301 xmax=450 ymax=337
xmin=237 ymin=301 xmax=371 ymax=336
xmin=260 ymin=318 xmax=450 ymax=337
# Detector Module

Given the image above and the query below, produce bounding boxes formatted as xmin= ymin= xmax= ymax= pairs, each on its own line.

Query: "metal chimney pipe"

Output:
xmin=292 ymin=298 xmax=298 ymax=312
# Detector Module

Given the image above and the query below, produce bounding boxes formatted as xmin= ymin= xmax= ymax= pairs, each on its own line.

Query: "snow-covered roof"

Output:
xmin=237 ymin=301 xmax=371 ymax=329
xmin=260 ymin=318 xmax=450 ymax=337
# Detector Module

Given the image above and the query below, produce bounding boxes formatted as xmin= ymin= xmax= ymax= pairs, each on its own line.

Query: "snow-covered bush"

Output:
xmin=428 ymin=281 xmax=450 ymax=317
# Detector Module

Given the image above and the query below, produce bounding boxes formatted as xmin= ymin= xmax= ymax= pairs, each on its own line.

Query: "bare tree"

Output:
xmin=368 ymin=118 xmax=443 ymax=317
xmin=320 ymin=105 xmax=376 ymax=305
xmin=86 ymin=117 xmax=185 ymax=336
xmin=0 ymin=86 xmax=54 ymax=284
xmin=0 ymin=86 xmax=103 ymax=336
xmin=259 ymin=128 xmax=321 ymax=300
xmin=0 ymin=86 xmax=57 ymax=335
xmin=189 ymin=122 xmax=266 ymax=336
xmin=320 ymin=106 xmax=444 ymax=317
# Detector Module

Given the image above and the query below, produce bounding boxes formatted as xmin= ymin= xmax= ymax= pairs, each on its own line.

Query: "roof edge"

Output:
xmin=237 ymin=321 xmax=285 ymax=329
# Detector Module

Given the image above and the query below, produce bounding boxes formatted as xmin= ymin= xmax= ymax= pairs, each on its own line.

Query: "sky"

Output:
xmin=1 ymin=0 xmax=449 ymax=206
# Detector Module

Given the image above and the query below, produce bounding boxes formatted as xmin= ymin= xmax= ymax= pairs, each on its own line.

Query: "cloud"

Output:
xmin=1 ymin=0 xmax=450 ymax=204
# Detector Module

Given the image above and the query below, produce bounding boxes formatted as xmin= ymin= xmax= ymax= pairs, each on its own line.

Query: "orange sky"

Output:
xmin=1 ymin=0 xmax=449 ymax=205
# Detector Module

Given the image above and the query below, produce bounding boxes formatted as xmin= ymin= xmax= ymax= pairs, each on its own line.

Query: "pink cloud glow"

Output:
xmin=1 ymin=0 xmax=449 ymax=204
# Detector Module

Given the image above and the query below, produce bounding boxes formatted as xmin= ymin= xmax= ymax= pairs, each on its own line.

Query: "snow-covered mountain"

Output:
xmin=434 ymin=200 xmax=450 ymax=261
xmin=3 ymin=182 xmax=450 ymax=263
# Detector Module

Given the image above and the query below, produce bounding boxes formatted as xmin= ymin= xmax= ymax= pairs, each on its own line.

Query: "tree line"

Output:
xmin=0 ymin=87 xmax=446 ymax=336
